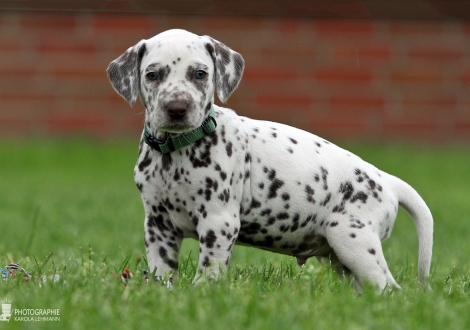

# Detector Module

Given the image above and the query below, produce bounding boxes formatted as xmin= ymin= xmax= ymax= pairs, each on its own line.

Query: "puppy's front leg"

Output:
xmin=194 ymin=213 xmax=240 ymax=283
xmin=144 ymin=213 xmax=182 ymax=283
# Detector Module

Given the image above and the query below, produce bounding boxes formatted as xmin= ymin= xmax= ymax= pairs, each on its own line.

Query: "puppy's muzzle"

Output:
xmin=166 ymin=101 xmax=188 ymax=121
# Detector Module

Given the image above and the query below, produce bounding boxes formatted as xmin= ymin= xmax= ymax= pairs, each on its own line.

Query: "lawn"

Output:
xmin=1 ymin=138 xmax=469 ymax=329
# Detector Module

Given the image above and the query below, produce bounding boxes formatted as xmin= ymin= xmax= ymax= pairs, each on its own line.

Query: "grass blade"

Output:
xmin=24 ymin=205 xmax=40 ymax=255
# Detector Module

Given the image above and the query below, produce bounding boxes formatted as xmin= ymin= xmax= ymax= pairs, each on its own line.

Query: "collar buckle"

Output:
xmin=202 ymin=115 xmax=217 ymax=135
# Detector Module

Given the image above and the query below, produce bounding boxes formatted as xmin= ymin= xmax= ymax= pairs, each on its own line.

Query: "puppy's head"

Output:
xmin=107 ymin=29 xmax=244 ymax=134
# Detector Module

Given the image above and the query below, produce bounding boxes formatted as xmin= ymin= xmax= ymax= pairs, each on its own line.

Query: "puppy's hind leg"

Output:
xmin=325 ymin=216 xmax=401 ymax=291
xmin=316 ymin=251 xmax=361 ymax=291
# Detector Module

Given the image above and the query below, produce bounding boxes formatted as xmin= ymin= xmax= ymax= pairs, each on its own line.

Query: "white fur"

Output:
xmin=107 ymin=29 xmax=433 ymax=290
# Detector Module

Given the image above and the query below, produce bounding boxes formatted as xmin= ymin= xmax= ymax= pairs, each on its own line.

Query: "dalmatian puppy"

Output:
xmin=107 ymin=29 xmax=433 ymax=290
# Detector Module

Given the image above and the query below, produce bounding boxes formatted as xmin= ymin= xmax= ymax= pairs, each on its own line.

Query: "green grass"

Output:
xmin=1 ymin=138 xmax=470 ymax=329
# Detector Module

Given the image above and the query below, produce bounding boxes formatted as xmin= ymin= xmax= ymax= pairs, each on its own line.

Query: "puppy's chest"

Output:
xmin=134 ymin=148 xmax=198 ymax=232
xmin=134 ymin=141 xmax=236 ymax=212
xmin=135 ymin=146 xmax=194 ymax=190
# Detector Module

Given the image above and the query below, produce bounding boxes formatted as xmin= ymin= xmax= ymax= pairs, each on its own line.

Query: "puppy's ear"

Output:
xmin=202 ymin=36 xmax=245 ymax=103
xmin=106 ymin=40 xmax=147 ymax=106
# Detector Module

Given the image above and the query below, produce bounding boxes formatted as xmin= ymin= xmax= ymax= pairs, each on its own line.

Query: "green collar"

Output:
xmin=143 ymin=107 xmax=217 ymax=153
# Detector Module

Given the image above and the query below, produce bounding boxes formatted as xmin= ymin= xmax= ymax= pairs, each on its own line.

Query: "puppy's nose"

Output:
xmin=167 ymin=101 xmax=187 ymax=120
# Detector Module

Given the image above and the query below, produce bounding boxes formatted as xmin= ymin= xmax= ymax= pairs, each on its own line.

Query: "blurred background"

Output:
xmin=1 ymin=4 xmax=470 ymax=326
xmin=0 ymin=0 xmax=469 ymax=142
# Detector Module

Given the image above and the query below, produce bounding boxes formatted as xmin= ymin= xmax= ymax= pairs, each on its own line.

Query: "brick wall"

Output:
xmin=0 ymin=11 xmax=469 ymax=141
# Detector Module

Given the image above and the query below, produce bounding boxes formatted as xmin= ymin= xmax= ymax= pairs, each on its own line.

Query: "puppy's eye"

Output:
xmin=146 ymin=72 xmax=159 ymax=81
xmin=195 ymin=70 xmax=206 ymax=79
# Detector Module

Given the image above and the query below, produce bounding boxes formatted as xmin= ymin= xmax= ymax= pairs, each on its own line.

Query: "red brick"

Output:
xmin=289 ymin=2 xmax=371 ymax=19
xmin=37 ymin=51 xmax=109 ymax=73
xmin=315 ymin=19 xmax=373 ymax=35
xmin=163 ymin=15 xmax=198 ymax=32
xmin=19 ymin=13 xmax=77 ymax=30
xmin=54 ymin=68 xmax=104 ymax=78
xmin=0 ymin=11 xmax=469 ymax=141
xmin=260 ymin=45 xmax=316 ymax=57
xmin=0 ymin=41 xmax=22 ymax=52
xmin=390 ymin=21 xmax=444 ymax=35
xmin=0 ymin=99 xmax=48 ymax=127
xmin=462 ymin=73 xmax=470 ymax=85
xmin=278 ymin=18 xmax=301 ymax=35
xmin=454 ymin=122 xmax=470 ymax=135
xmin=211 ymin=0 xmax=285 ymax=17
xmin=113 ymin=118 xmax=145 ymax=137
xmin=329 ymin=96 xmax=385 ymax=109
xmin=382 ymin=120 xmax=438 ymax=137
xmin=408 ymin=49 xmax=464 ymax=61
xmin=390 ymin=70 xmax=444 ymax=83
xmin=255 ymin=95 xmax=312 ymax=107
xmin=204 ymin=16 xmax=261 ymax=31
xmin=308 ymin=117 xmax=366 ymax=139
xmin=37 ymin=41 xmax=96 ymax=54
xmin=236 ymin=102 xmax=318 ymax=132
xmin=315 ymin=69 xmax=373 ymax=82
xmin=0 ymin=118 xmax=36 ymax=136
xmin=243 ymin=80 xmax=317 ymax=104
xmin=46 ymin=70 xmax=106 ymax=94
xmin=333 ymin=44 xmax=392 ymax=62
xmin=46 ymin=115 xmax=110 ymax=135
xmin=322 ymin=82 xmax=385 ymax=111
xmin=402 ymin=98 xmax=458 ymax=110
xmin=0 ymin=94 xmax=56 ymax=102
xmin=243 ymin=67 xmax=300 ymax=80
xmin=323 ymin=109 xmax=383 ymax=136
xmin=102 ymin=0 xmax=135 ymax=12
xmin=92 ymin=13 xmax=155 ymax=32
xmin=0 ymin=67 xmax=37 ymax=77
xmin=246 ymin=53 xmax=318 ymax=73
xmin=0 ymin=51 xmax=38 ymax=72
xmin=139 ymin=1 xmax=214 ymax=14
xmin=463 ymin=22 xmax=470 ymax=36
xmin=105 ymin=93 xmax=129 ymax=105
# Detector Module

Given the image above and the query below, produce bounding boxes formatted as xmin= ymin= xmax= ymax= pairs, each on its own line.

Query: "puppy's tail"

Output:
xmin=391 ymin=176 xmax=433 ymax=286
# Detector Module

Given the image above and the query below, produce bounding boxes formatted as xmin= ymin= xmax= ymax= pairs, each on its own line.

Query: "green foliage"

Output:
xmin=0 ymin=139 xmax=469 ymax=329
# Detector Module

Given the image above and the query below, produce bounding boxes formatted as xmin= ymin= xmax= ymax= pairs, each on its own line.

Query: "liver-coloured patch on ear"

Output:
xmin=203 ymin=36 xmax=245 ymax=103
xmin=107 ymin=41 xmax=147 ymax=106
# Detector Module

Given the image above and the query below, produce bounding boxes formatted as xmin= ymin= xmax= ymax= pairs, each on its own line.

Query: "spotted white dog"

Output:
xmin=107 ymin=29 xmax=433 ymax=290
